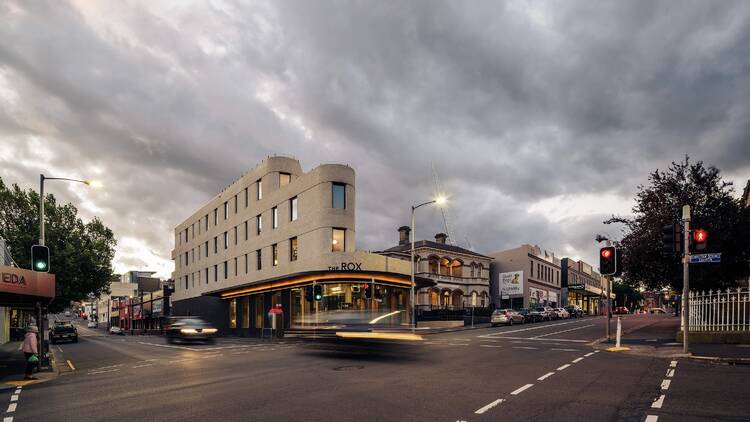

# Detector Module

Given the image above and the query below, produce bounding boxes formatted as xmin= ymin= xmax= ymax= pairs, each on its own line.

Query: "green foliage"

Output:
xmin=613 ymin=280 xmax=642 ymax=310
xmin=606 ymin=157 xmax=750 ymax=292
xmin=0 ymin=178 xmax=115 ymax=311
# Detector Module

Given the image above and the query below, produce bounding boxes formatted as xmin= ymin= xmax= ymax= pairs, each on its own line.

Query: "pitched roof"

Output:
xmin=379 ymin=240 xmax=493 ymax=259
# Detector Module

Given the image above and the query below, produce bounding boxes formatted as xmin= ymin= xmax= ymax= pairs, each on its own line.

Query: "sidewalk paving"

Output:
xmin=0 ymin=341 xmax=57 ymax=390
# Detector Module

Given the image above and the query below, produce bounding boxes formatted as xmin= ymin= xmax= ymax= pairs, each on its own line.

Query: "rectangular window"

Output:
xmin=205 ymin=214 xmax=209 ymax=231
xmin=191 ymin=272 xmax=194 ymax=288
xmin=233 ymin=226 xmax=238 ymax=245
xmin=257 ymin=179 xmax=262 ymax=200
xmin=272 ymin=207 xmax=278 ymax=229
xmin=279 ymin=172 xmax=291 ymax=187
xmin=244 ymin=253 xmax=248 ymax=274
xmin=229 ymin=299 xmax=237 ymax=329
xmin=214 ymin=265 xmax=218 ymax=282
xmin=244 ymin=221 xmax=248 ymax=241
xmin=191 ymin=224 xmax=195 ymax=239
xmin=272 ymin=244 xmax=278 ymax=266
xmin=197 ymin=220 xmax=201 ymax=235
xmin=184 ymin=252 xmax=188 ymax=267
xmin=290 ymin=197 xmax=298 ymax=221
xmin=184 ymin=276 xmax=188 ymax=290
xmin=204 ymin=241 xmax=208 ymax=257
xmin=234 ymin=257 xmax=238 ymax=276
xmin=332 ymin=228 xmax=345 ymax=252
xmin=332 ymin=183 xmax=346 ymax=209
xmin=290 ymin=237 xmax=298 ymax=261
xmin=256 ymin=215 xmax=262 ymax=235
xmin=255 ymin=295 xmax=264 ymax=328
xmin=223 ymin=232 xmax=228 ymax=250
xmin=224 ymin=261 xmax=228 ymax=279
xmin=205 ymin=268 xmax=209 ymax=285
xmin=234 ymin=195 xmax=238 ymax=214
xmin=241 ymin=297 xmax=250 ymax=328
xmin=224 ymin=201 xmax=228 ymax=220
xmin=530 ymin=261 xmax=534 ymax=277
xmin=256 ymin=249 xmax=262 ymax=270
xmin=214 ymin=208 xmax=218 ymax=226
xmin=244 ymin=187 xmax=248 ymax=208
xmin=197 ymin=270 xmax=200 ymax=284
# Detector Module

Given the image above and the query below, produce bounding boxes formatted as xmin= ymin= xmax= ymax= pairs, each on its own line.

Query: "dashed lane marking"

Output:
xmin=513 ymin=346 xmax=538 ymax=350
xmin=652 ymin=395 xmax=665 ymax=409
xmin=474 ymin=398 xmax=504 ymax=415
xmin=6 ymin=403 xmax=16 ymax=413
xmin=572 ymin=357 xmax=584 ymax=363
xmin=88 ymin=369 xmax=121 ymax=375
xmin=448 ymin=343 xmax=470 ymax=346
xmin=669 ymin=360 xmax=678 ymax=368
xmin=537 ymin=372 xmax=555 ymax=381
xmin=478 ymin=319 xmax=589 ymax=338
xmin=557 ymin=364 xmax=571 ymax=371
xmin=645 ymin=415 xmax=658 ymax=422
xmin=510 ymin=384 xmax=534 ymax=395
xmin=486 ymin=336 xmax=590 ymax=343
xmin=10 ymin=395 xmax=17 ymax=402
xmin=132 ymin=363 xmax=156 ymax=369
xmin=67 ymin=360 xmax=75 ymax=371
xmin=666 ymin=369 xmax=675 ymax=378
xmin=661 ymin=379 xmax=671 ymax=390
xmin=584 ymin=352 xmax=595 ymax=357
xmin=550 ymin=348 xmax=581 ymax=352
xmin=533 ymin=325 xmax=595 ymax=338
xmin=479 ymin=345 xmax=503 ymax=348
xmin=4 ymin=416 xmax=13 ymax=422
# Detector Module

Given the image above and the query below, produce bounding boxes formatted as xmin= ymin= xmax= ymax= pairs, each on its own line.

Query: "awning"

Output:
xmin=0 ymin=265 xmax=55 ymax=308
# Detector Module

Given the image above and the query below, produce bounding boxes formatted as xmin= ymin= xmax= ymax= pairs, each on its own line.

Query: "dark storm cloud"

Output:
xmin=1 ymin=0 xmax=748 ymax=275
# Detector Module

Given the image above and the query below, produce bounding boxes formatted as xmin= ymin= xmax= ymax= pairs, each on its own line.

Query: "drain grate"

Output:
xmin=333 ymin=365 xmax=364 ymax=371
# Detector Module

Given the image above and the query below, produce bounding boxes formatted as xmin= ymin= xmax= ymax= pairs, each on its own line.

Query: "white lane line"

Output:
xmin=551 ymin=348 xmax=581 ymax=352
xmin=448 ymin=343 xmax=470 ymax=346
xmin=666 ymin=369 xmax=675 ymax=378
xmin=132 ymin=363 xmax=156 ymax=369
xmin=6 ymin=403 xmax=16 ymax=413
xmin=661 ymin=379 xmax=671 ymax=390
xmin=10 ymin=395 xmax=18 ymax=402
xmin=169 ymin=359 xmax=193 ymax=363
xmin=652 ymin=395 xmax=665 ymax=409
xmin=594 ymin=350 xmax=600 ymax=353
xmin=487 ymin=336 xmax=590 ymax=343
xmin=510 ymin=384 xmax=534 ymax=395
xmin=479 ymin=319 xmax=587 ymax=338
xmin=670 ymin=360 xmax=678 ymax=368
xmin=137 ymin=342 xmax=202 ymax=351
xmin=513 ymin=346 xmax=538 ymax=350
xmin=88 ymin=368 xmax=120 ymax=375
xmin=533 ymin=325 xmax=595 ymax=338
xmin=202 ymin=354 xmax=223 ymax=359
xmin=474 ymin=398 xmax=504 ymax=414
xmin=92 ymin=364 xmax=124 ymax=371
xmin=572 ymin=357 xmax=584 ymax=363
xmin=557 ymin=364 xmax=571 ymax=371
xmin=645 ymin=415 xmax=659 ymax=422
xmin=584 ymin=352 xmax=595 ymax=357
xmin=480 ymin=345 xmax=503 ymax=348
xmin=4 ymin=416 xmax=13 ymax=422
xmin=56 ymin=346 xmax=63 ymax=353
xmin=537 ymin=372 xmax=555 ymax=381
xmin=67 ymin=360 xmax=76 ymax=371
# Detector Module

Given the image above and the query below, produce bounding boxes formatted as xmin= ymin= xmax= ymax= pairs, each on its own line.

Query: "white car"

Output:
xmin=87 ymin=321 xmax=98 ymax=329
xmin=554 ymin=308 xmax=570 ymax=319
xmin=109 ymin=326 xmax=124 ymax=335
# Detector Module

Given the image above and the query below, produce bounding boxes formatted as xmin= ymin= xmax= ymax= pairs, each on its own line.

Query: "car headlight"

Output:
xmin=202 ymin=328 xmax=217 ymax=334
xmin=180 ymin=328 xmax=198 ymax=334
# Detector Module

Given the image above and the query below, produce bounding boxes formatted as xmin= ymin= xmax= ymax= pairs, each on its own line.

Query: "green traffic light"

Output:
xmin=35 ymin=261 xmax=47 ymax=270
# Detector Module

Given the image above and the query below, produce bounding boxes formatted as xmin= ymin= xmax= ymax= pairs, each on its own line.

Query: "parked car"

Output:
xmin=87 ymin=321 xmax=98 ymax=329
xmin=554 ymin=308 xmax=570 ymax=319
xmin=650 ymin=307 xmax=666 ymax=314
xmin=613 ymin=306 xmax=630 ymax=315
xmin=564 ymin=305 xmax=584 ymax=318
xmin=50 ymin=321 xmax=78 ymax=344
xmin=490 ymin=309 xmax=524 ymax=326
xmin=530 ymin=307 xmax=552 ymax=322
xmin=109 ymin=326 xmax=125 ymax=335
xmin=518 ymin=309 xmax=538 ymax=323
xmin=64 ymin=311 xmax=71 ymax=317
xmin=165 ymin=317 xmax=217 ymax=344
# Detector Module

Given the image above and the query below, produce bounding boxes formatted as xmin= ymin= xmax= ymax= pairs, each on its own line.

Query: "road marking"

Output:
xmin=513 ymin=346 xmax=538 ymax=350
xmin=666 ymin=369 xmax=675 ymax=378
xmin=551 ymin=348 xmax=581 ymax=352
xmin=557 ymin=364 xmax=571 ymax=371
xmin=645 ymin=415 xmax=658 ymax=422
xmin=572 ymin=357 xmax=584 ymax=363
xmin=10 ymin=395 xmax=18 ymax=402
xmin=56 ymin=346 xmax=63 ymax=353
xmin=169 ymin=358 xmax=193 ymax=363
xmin=585 ymin=352 xmax=595 ymax=357
xmin=202 ymin=354 xmax=223 ymax=359
xmin=6 ymin=403 xmax=16 ymax=413
xmin=4 ymin=416 xmax=13 ymax=422
xmin=537 ymin=372 xmax=555 ymax=381
xmin=479 ymin=319 xmax=587 ymax=338
xmin=510 ymin=384 xmax=534 ymax=395
xmin=132 ymin=363 xmax=155 ymax=368
xmin=92 ymin=364 xmax=124 ymax=371
xmin=137 ymin=342 xmax=202 ymax=351
xmin=67 ymin=360 xmax=76 ymax=371
xmin=533 ymin=325 xmax=595 ymax=338
xmin=661 ymin=379 xmax=671 ymax=390
xmin=480 ymin=345 xmax=503 ymax=348
xmin=88 ymin=368 xmax=120 ymax=375
xmin=669 ymin=360 xmax=678 ymax=368
xmin=474 ymin=398 xmax=504 ymax=414
xmin=484 ymin=336 xmax=589 ymax=343
xmin=652 ymin=395 xmax=665 ymax=409
xmin=594 ymin=350 xmax=600 ymax=353
xmin=448 ymin=343 xmax=470 ymax=346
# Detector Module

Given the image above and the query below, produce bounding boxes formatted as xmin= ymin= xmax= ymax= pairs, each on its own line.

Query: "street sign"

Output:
xmin=569 ymin=284 xmax=585 ymax=290
xmin=689 ymin=253 xmax=721 ymax=264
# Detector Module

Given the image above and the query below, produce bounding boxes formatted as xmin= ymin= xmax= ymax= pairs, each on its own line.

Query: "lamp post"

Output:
xmin=410 ymin=196 xmax=446 ymax=333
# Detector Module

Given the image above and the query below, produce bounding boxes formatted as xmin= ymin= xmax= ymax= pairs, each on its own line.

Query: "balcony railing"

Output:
xmin=415 ymin=272 xmax=487 ymax=284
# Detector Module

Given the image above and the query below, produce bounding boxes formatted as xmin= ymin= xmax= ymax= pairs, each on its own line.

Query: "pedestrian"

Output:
xmin=22 ymin=325 xmax=39 ymax=380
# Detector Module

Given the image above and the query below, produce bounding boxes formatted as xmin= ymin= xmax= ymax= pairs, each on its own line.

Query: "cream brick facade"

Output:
xmin=171 ymin=156 xmax=356 ymax=302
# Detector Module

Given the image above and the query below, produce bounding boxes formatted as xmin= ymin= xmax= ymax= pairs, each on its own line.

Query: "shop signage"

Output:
xmin=328 ymin=262 xmax=363 ymax=271
xmin=0 ymin=264 xmax=55 ymax=298
xmin=569 ymin=284 xmax=585 ymax=290
xmin=529 ymin=286 xmax=548 ymax=302
xmin=499 ymin=271 xmax=523 ymax=296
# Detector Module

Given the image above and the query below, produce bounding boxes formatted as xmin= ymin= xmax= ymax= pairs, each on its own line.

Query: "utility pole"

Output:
xmin=681 ymin=205 xmax=691 ymax=354
xmin=606 ymin=240 xmax=612 ymax=342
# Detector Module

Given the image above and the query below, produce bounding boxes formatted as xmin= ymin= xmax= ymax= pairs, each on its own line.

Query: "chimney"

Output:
xmin=398 ymin=226 xmax=411 ymax=246
xmin=435 ymin=233 xmax=448 ymax=244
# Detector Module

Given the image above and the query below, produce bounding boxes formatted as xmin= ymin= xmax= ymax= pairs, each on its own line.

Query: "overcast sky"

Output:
xmin=1 ymin=1 xmax=749 ymax=279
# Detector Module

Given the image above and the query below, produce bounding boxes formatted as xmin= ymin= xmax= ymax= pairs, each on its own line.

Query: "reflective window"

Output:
xmin=256 ymin=249 xmax=262 ymax=270
xmin=272 ymin=207 xmax=278 ymax=229
xmin=332 ymin=228 xmax=345 ymax=252
xmin=280 ymin=172 xmax=291 ymax=187
xmin=272 ymin=244 xmax=278 ymax=266
xmin=290 ymin=197 xmax=298 ymax=221
xmin=332 ymin=183 xmax=346 ymax=209
xmin=257 ymin=179 xmax=262 ymax=200
xmin=229 ymin=299 xmax=237 ymax=329
xmin=256 ymin=215 xmax=262 ymax=235
xmin=290 ymin=237 xmax=298 ymax=261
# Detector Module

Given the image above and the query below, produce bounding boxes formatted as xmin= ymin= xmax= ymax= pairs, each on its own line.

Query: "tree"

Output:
xmin=0 ymin=178 xmax=116 ymax=311
xmin=606 ymin=157 xmax=750 ymax=292
xmin=613 ymin=280 xmax=642 ymax=310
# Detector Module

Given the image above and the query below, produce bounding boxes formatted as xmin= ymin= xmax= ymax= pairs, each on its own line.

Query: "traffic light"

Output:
xmin=692 ymin=228 xmax=708 ymax=252
xmin=600 ymin=246 xmax=616 ymax=275
xmin=661 ymin=224 xmax=682 ymax=256
xmin=313 ymin=283 xmax=323 ymax=301
xmin=363 ymin=283 xmax=372 ymax=299
xmin=31 ymin=245 xmax=50 ymax=273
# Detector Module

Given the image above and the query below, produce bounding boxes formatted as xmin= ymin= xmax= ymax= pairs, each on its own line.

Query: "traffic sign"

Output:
xmin=689 ymin=253 xmax=721 ymax=264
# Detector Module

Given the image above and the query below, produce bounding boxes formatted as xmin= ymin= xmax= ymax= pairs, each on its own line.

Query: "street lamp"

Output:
xmin=39 ymin=174 xmax=102 ymax=245
xmin=410 ymin=195 xmax=447 ymax=333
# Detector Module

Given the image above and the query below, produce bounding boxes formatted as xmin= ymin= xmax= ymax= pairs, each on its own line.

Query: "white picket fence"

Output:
xmin=688 ymin=288 xmax=750 ymax=332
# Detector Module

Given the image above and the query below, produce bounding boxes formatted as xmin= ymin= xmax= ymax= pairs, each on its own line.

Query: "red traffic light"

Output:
xmin=693 ymin=229 xmax=707 ymax=243
xmin=601 ymin=249 xmax=612 ymax=259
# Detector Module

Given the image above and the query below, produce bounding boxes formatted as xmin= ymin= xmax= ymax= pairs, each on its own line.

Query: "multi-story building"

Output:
xmin=378 ymin=228 xmax=492 ymax=308
xmin=560 ymin=258 xmax=605 ymax=315
xmin=171 ymin=156 xmax=431 ymax=335
xmin=489 ymin=244 xmax=562 ymax=309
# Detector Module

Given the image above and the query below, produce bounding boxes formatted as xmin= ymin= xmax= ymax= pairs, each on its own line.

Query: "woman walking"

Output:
xmin=22 ymin=326 xmax=39 ymax=380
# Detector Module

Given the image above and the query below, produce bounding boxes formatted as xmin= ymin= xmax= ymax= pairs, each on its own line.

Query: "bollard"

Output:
xmin=615 ymin=316 xmax=622 ymax=348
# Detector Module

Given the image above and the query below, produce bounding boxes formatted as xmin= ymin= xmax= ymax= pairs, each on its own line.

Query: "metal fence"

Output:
xmin=688 ymin=288 xmax=750 ymax=332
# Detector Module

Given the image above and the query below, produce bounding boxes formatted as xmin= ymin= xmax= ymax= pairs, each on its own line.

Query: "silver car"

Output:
xmin=491 ymin=309 xmax=525 ymax=326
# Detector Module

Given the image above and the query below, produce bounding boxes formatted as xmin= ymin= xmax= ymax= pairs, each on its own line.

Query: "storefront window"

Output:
xmin=229 ymin=299 xmax=237 ymax=329
xmin=254 ymin=295 xmax=264 ymax=328
xmin=241 ymin=297 xmax=250 ymax=328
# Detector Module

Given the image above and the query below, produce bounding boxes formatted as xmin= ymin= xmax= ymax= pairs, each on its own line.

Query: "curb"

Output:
xmin=688 ymin=355 xmax=750 ymax=365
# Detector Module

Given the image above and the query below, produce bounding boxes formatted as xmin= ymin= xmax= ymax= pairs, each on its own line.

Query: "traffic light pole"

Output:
xmin=682 ymin=205 xmax=691 ymax=354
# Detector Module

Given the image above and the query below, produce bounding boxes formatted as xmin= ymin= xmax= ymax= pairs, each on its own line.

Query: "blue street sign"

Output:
xmin=689 ymin=253 xmax=721 ymax=264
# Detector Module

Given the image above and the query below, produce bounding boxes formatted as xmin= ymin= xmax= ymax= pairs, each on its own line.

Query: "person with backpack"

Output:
xmin=22 ymin=326 xmax=39 ymax=380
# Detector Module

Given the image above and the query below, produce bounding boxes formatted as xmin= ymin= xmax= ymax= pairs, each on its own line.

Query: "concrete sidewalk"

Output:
xmin=0 ymin=341 xmax=58 ymax=390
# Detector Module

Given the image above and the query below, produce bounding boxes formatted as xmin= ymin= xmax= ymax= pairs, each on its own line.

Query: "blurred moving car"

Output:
xmin=165 ymin=317 xmax=217 ymax=344
xmin=87 ymin=321 xmax=98 ymax=329
xmin=490 ymin=309 xmax=525 ymax=326
xmin=64 ymin=311 xmax=71 ymax=317
xmin=50 ymin=321 xmax=78 ymax=344
xmin=649 ymin=307 xmax=666 ymax=314
xmin=564 ymin=305 xmax=584 ymax=318
xmin=109 ymin=326 xmax=125 ymax=335
xmin=613 ymin=306 xmax=630 ymax=315
xmin=554 ymin=308 xmax=570 ymax=319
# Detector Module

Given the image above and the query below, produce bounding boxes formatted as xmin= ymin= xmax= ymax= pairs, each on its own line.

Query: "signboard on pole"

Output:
xmin=689 ymin=253 xmax=721 ymax=264
xmin=499 ymin=271 xmax=523 ymax=296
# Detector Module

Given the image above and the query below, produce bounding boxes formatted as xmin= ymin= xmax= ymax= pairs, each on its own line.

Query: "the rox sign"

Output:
xmin=1 ymin=272 xmax=27 ymax=286
xmin=328 ymin=262 xmax=363 ymax=271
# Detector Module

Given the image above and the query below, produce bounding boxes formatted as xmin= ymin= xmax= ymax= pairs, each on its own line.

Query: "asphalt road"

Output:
xmin=4 ymin=314 xmax=748 ymax=422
